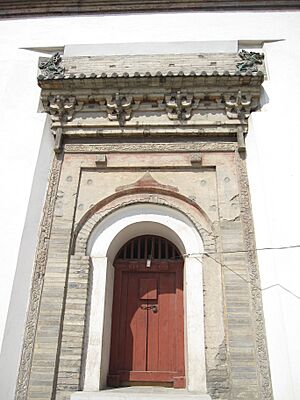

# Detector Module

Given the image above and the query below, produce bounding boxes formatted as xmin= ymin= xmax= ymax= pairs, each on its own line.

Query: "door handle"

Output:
xmin=151 ymin=305 xmax=158 ymax=313
xmin=141 ymin=305 xmax=158 ymax=313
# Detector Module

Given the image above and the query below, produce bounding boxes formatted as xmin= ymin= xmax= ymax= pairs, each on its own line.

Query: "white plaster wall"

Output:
xmin=0 ymin=10 xmax=300 ymax=400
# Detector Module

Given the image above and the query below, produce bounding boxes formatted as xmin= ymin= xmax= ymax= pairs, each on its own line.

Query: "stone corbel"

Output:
xmin=106 ymin=92 xmax=139 ymax=126
xmin=54 ymin=127 xmax=63 ymax=153
xmin=224 ymin=91 xmax=258 ymax=120
xmin=190 ymin=154 xmax=202 ymax=166
xmin=95 ymin=154 xmax=107 ymax=167
xmin=42 ymin=95 xmax=83 ymax=122
xmin=165 ymin=91 xmax=194 ymax=120
xmin=237 ymin=126 xmax=247 ymax=153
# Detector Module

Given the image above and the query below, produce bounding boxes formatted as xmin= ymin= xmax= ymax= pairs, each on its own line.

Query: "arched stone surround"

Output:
xmin=64 ymin=190 xmax=221 ymax=396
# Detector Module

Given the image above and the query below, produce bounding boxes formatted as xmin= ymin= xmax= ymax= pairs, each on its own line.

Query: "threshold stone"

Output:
xmin=71 ymin=387 xmax=212 ymax=400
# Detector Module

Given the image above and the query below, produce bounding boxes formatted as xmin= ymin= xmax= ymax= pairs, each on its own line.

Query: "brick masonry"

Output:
xmin=15 ymin=143 xmax=272 ymax=400
xmin=16 ymin=53 xmax=272 ymax=400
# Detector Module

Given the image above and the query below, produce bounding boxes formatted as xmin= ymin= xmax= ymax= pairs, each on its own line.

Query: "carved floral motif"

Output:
xmin=64 ymin=142 xmax=236 ymax=153
xmin=42 ymin=95 xmax=83 ymax=122
xmin=106 ymin=92 xmax=138 ymax=126
xmin=15 ymin=155 xmax=62 ymax=400
xmin=236 ymin=151 xmax=273 ymax=400
xmin=224 ymin=91 xmax=258 ymax=119
xmin=165 ymin=91 xmax=194 ymax=120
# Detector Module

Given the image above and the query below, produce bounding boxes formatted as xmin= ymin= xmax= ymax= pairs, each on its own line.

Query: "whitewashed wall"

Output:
xmin=0 ymin=11 xmax=299 ymax=400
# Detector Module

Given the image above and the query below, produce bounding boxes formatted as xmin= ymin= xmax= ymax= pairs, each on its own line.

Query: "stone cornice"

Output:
xmin=38 ymin=52 xmax=265 ymax=152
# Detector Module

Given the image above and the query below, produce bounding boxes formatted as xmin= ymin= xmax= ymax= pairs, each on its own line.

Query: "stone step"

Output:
xmin=71 ymin=388 xmax=212 ymax=400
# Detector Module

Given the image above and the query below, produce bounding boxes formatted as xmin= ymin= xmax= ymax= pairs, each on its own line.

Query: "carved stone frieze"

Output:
xmin=236 ymin=50 xmax=264 ymax=73
xmin=38 ymin=52 xmax=64 ymax=79
xmin=63 ymin=142 xmax=237 ymax=153
xmin=165 ymin=91 xmax=195 ymax=120
xmin=41 ymin=95 xmax=83 ymax=122
xmin=236 ymin=151 xmax=273 ymax=400
xmin=224 ymin=90 xmax=258 ymax=119
xmin=15 ymin=155 xmax=62 ymax=400
xmin=40 ymin=86 xmax=262 ymax=131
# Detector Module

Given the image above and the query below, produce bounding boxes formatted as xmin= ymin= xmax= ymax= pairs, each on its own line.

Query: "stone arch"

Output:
xmin=72 ymin=190 xmax=216 ymax=258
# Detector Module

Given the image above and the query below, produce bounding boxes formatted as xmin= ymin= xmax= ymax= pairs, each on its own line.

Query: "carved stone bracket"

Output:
xmin=42 ymin=95 xmax=83 ymax=122
xmin=224 ymin=90 xmax=258 ymax=120
xmin=236 ymin=50 xmax=264 ymax=73
xmin=165 ymin=91 xmax=194 ymax=120
xmin=106 ymin=92 xmax=139 ymax=126
xmin=38 ymin=52 xmax=65 ymax=79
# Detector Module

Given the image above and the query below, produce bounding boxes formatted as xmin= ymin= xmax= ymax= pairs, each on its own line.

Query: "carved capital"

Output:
xmin=165 ymin=91 xmax=194 ymax=120
xmin=42 ymin=95 xmax=83 ymax=122
xmin=224 ymin=91 xmax=258 ymax=120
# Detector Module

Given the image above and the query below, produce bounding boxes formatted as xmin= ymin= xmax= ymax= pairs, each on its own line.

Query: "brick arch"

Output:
xmin=72 ymin=190 xmax=216 ymax=257
xmin=56 ymin=191 xmax=220 ymax=395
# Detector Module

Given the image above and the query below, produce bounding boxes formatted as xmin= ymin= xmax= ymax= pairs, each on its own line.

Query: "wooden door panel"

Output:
xmin=139 ymin=278 xmax=158 ymax=300
xmin=147 ymin=286 xmax=159 ymax=372
xmin=109 ymin=259 xmax=184 ymax=388
xmin=157 ymin=272 xmax=176 ymax=372
xmin=175 ymin=267 xmax=185 ymax=374
xmin=130 ymin=274 xmax=147 ymax=371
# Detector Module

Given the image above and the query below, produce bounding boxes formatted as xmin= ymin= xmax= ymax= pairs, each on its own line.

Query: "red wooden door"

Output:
xmin=108 ymin=236 xmax=185 ymax=388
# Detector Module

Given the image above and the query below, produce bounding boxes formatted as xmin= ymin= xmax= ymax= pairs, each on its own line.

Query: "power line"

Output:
xmin=196 ymin=253 xmax=300 ymax=300
xmin=184 ymin=243 xmax=300 ymax=257
xmin=188 ymin=244 xmax=300 ymax=257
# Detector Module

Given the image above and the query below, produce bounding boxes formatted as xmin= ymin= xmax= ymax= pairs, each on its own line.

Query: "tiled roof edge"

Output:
xmin=38 ymin=70 xmax=264 ymax=80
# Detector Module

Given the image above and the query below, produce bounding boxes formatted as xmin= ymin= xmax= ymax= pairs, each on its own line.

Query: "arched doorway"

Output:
xmin=84 ymin=203 xmax=209 ymax=393
xmin=108 ymin=235 xmax=185 ymax=388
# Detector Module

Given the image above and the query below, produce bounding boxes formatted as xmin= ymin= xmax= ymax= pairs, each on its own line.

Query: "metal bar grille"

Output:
xmin=116 ymin=235 xmax=181 ymax=260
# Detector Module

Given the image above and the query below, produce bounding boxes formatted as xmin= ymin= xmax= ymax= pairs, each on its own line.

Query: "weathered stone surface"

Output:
xmin=16 ymin=52 xmax=272 ymax=400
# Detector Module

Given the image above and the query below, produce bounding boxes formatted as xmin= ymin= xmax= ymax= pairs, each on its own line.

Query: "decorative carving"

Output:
xmin=165 ymin=91 xmax=194 ymax=120
xmin=236 ymin=151 xmax=273 ymax=400
xmin=115 ymin=171 xmax=179 ymax=193
xmin=42 ymin=95 xmax=83 ymax=122
xmin=15 ymin=155 xmax=62 ymax=400
xmin=73 ymin=193 xmax=215 ymax=257
xmin=38 ymin=86 xmax=262 ymax=128
xmin=224 ymin=91 xmax=258 ymax=119
xmin=236 ymin=50 xmax=264 ymax=73
xmin=64 ymin=142 xmax=236 ymax=153
xmin=190 ymin=154 xmax=202 ymax=166
xmin=38 ymin=52 xmax=64 ymax=78
xmin=106 ymin=92 xmax=138 ymax=126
